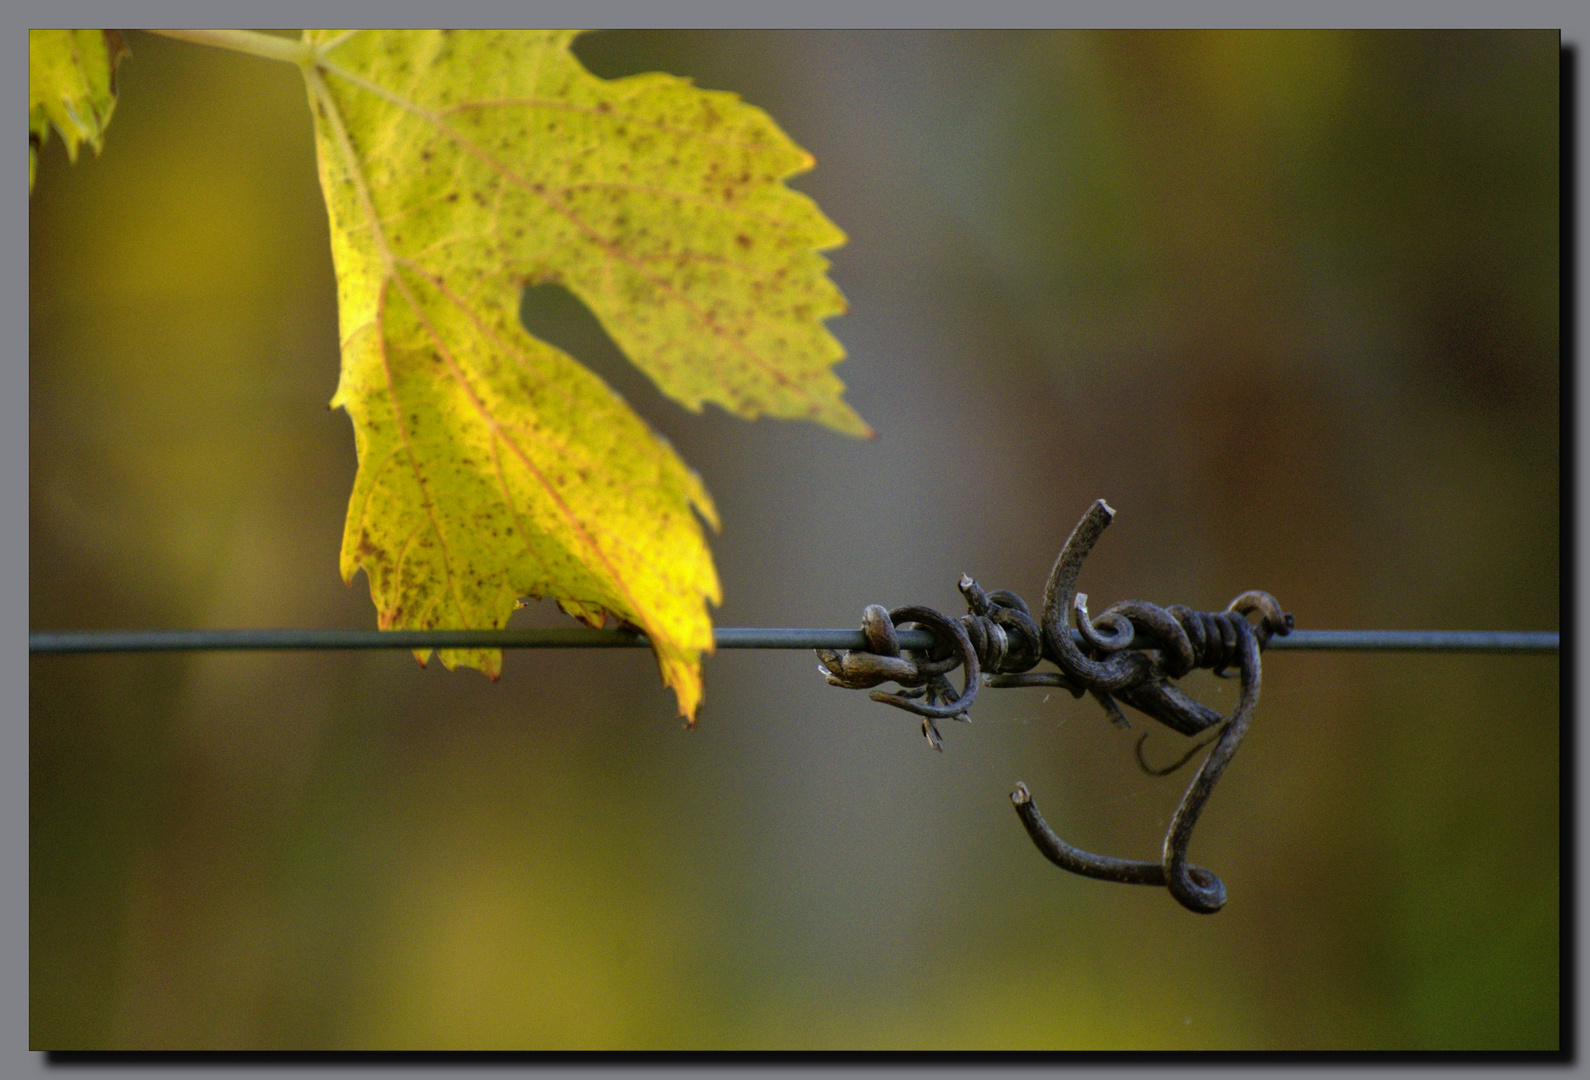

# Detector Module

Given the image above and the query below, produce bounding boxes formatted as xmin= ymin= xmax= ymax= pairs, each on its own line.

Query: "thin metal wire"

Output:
xmin=27 ymin=627 xmax=1560 ymax=654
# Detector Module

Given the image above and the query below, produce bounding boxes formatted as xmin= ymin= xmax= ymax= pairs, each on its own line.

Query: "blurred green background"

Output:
xmin=30 ymin=30 xmax=1559 ymax=1049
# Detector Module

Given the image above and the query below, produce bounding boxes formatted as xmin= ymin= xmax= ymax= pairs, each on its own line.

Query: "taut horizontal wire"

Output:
xmin=27 ymin=628 xmax=1561 ymax=655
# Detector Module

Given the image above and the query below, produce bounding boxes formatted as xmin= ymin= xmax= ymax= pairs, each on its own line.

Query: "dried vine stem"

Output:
xmin=816 ymin=499 xmax=1293 ymax=914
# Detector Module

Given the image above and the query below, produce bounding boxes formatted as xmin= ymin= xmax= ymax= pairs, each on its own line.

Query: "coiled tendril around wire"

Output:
xmin=816 ymin=499 xmax=1292 ymax=914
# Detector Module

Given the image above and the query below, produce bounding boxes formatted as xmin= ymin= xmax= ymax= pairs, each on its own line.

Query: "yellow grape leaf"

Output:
xmin=302 ymin=29 xmax=869 ymax=719
xmin=29 ymin=29 xmax=129 ymax=193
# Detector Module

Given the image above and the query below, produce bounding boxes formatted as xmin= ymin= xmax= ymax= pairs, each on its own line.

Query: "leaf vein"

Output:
xmin=387 ymin=261 xmax=661 ymax=639
xmin=312 ymin=68 xmax=469 ymax=627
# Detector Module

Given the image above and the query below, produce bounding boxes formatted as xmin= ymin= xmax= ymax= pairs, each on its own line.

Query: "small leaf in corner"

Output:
xmin=29 ymin=29 xmax=129 ymax=193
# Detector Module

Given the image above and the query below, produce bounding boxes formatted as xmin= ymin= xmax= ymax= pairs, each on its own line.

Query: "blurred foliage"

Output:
xmin=31 ymin=31 xmax=1557 ymax=1048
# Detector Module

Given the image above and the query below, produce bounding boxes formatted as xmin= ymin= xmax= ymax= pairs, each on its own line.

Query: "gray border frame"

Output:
xmin=17 ymin=1 xmax=1583 ymax=1069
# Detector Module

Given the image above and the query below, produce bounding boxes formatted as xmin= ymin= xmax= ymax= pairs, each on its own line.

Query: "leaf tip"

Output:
xmin=658 ymin=654 xmax=706 ymax=725
xmin=826 ymin=405 xmax=875 ymax=441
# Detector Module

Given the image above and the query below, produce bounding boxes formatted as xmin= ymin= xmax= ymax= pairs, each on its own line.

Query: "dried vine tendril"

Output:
xmin=816 ymin=499 xmax=1293 ymax=914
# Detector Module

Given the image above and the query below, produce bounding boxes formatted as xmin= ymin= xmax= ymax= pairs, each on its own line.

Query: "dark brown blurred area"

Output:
xmin=30 ymin=30 xmax=1559 ymax=1048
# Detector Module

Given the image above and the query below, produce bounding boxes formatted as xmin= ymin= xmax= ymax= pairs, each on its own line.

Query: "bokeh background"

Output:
xmin=30 ymin=30 xmax=1560 ymax=1049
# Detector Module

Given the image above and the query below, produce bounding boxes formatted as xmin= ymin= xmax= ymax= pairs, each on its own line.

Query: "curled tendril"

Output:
xmin=1074 ymin=593 xmax=1135 ymax=652
xmin=815 ymin=498 xmax=1292 ymax=914
xmin=1135 ymin=729 xmax=1220 ymax=777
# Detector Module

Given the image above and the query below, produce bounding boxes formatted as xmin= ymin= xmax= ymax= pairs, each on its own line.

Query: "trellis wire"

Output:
xmin=28 ymin=628 xmax=1560 ymax=655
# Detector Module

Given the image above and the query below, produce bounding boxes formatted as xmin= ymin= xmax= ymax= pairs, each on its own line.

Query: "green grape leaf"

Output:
xmin=29 ymin=29 xmax=129 ymax=192
xmin=302 ymin=29 xmax=869 ymax=719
